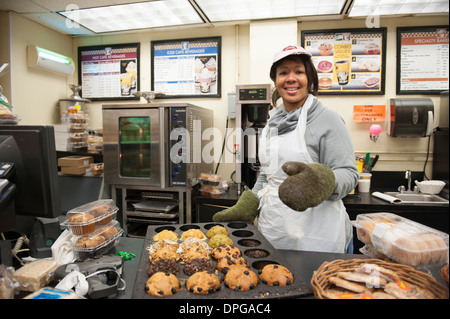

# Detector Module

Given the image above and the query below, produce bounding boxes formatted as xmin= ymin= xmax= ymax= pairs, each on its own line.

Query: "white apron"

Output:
xmin=257 ymin=95 xmax=350 ymax=253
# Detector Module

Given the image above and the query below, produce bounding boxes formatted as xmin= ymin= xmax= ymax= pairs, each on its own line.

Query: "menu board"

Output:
xmin=78 ymin=43 xmax=140 ymax=101
xmin=301 ymin=28 xmax=386 ymax=95
xmin=397 ymin=26 xmax=449 ymax=95
xmin=151 ymin=37 xmax=221 ymax=98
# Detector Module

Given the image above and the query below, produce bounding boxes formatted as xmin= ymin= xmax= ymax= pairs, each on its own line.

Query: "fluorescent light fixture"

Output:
xmin=349 ymin=0 xmax=449 ymax=17
xmin=194 ymin=0 xmax=346 ymax=22
xmin=58 ymin=0 xmax=203 ymax=33
xmin=27 ymin=45 xmax=75 ymax=75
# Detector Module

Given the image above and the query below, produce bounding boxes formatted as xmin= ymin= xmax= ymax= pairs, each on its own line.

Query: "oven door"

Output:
xmin=103 ymin=106 xmax=167 ymax=187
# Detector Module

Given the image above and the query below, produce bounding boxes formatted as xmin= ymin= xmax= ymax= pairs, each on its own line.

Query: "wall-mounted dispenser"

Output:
xmin=387 ymin=98 xmax=434 ymax=137
xmin=27 ymin=45 xmax=75 ymax=75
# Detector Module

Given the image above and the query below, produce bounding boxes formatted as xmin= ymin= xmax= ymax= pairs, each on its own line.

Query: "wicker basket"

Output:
xmin=311 ymin=258 xmax=449 ymax=299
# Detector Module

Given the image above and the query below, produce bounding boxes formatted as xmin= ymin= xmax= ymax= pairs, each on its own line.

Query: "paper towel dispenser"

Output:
xmin=388 ymin=98 xmax=434 ymax=137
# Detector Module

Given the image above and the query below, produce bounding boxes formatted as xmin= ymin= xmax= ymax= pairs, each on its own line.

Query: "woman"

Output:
xmin=214 ymin=45 xmax=358 ymax=253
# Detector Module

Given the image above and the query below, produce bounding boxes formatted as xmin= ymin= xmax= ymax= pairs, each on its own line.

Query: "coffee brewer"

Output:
xmin=235 ymin=84 xmax=271 ymax=193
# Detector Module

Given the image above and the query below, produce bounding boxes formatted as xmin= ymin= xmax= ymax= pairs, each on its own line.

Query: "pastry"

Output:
xmin=147 ymin=259 xmax=180 ymax=277
xmin=336 ymin=271 xmax=386 ymax=288
xmin=68 ymin=213 xmax=95 ymax=235
xmin=149 ymin=247 xmax=179 ymax=263
xmin=224 ymin=267 xmax=258 ymax=291
xmin=153 ymin=229 xmax=178 ymax=242
xmin=180 ymin=228 xmax=206 ymax=241
xmin=328 ymin=276 xmax=368 ymax=293
xmin=384 ymin=281 xmax=435 ymax=299
xmin=355 ymin=263 xmax=400 ymax=282
xmin=216 ymin=255 xmax=249 ymax=274
xmin=179 ymin=237 xmax=211 ymax=263
xmin=183 ymin=258 xmax=216 ymax=276
xmin=259 ymin=264 xmax=294 ymax=287
xmin=208 ymin=234 xmax=233 ymax=248
xmin=206 ymin=225 xmax=229 ymax=238
xmin=440 ymin=264 xmax=448 ymax=286
xmin=145 ymin=272 xmax=180 ymax=297
xmin=90 ymin=204 xmax=115 ymax=225
xmin=74 ymin=234 xmax=106 ymax=260
xmin=317 ymin=42 xmax=332 ymax=56
xmin=211 ymin=244 xmax=241 ymax=260
xmin=186 ymin=271 xmax=221 ymax=295
xmin=98 ymin=224 xmax=119 ymax=240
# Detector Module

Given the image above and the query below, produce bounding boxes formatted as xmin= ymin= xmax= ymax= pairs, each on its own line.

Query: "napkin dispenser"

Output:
xmin=388 ymin=98 xmax=434 ymax=137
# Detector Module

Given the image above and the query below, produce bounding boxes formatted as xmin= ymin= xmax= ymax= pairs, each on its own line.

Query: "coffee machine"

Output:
xmin=235 ymin=84 xmax=271 ymax=192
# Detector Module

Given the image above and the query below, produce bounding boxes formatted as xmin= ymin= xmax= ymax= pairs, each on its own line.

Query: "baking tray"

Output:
xmin=131 ymin=222 xmax=312 ymax=299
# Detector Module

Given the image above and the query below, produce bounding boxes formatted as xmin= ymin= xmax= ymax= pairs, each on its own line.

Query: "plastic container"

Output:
xmin=73 ymin=220 xmax=123 ymax=261
xmin=200 ymin=185 xmax=225 ymax=198
xmin=62 ymin=199 xmax=118 ymax=236
xmin=91 ymin=163 xmax=104 ymax=175
xmin=199 ymin=173 xmax=222 ymax=186
xmin=353 ymin=212 xmax=449 ymax=268
xmin=415 ymin=180 xmax=446 ymax=194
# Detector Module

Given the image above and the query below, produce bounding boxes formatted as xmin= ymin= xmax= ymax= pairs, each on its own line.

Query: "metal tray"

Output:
xmin=131 ymin=222 xmax=312 ymax=299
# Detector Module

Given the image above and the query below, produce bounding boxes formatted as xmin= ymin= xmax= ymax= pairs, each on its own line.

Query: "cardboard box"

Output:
xmin=60 ymin=165 xmax=91 ymax=175
xmin=58 ymin=155 xmax=93 ymax=167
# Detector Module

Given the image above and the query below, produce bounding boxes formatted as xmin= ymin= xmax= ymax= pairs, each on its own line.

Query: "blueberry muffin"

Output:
xmin=259 ymin=264 xmax=294 ymax=287
xmin=211 ymin=244 xmax=241 ymax=260
xmin=145 ymin=272 xmax=180 ymax=297
xmin=224 ymin=267 xmax=258 ymax=291
xmin=183 ymin=258 xmax=216 ymax=276
xmin=216 ymin=255 xmax=249 ymax=274
xmin=147 ymin=259 xmax=180 ymax=277
xmin=186 ymin=271 xmax=221 ymax=295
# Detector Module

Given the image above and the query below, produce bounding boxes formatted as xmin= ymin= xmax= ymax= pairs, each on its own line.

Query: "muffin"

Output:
xmin=91 ymin=204 xmax=115 ymax=225
xmin=147 ymin=259 xmax=180 ymax=277
xmin=186 ymin=271 xmax=221 ymax=295
xmin=179 ymin=238 xmax=211 ymax=263
xmin=206 ymin=225 xmax=229 ymax=238
xmin=211 ymin=244 xmax=242 ymax=260
xmin=98 ymin=224 xmax=119 ymax=240
xmin=216 ymin=255 xmax=249 ymax=274
xmin=149 ymin=247 xmax=179 ymax=263
xmin=208 ymin=234 xmax=233 ymax=248
xmin=145 ymin=272 xmax=180 ymax=297
xmin=68 ymin=213 xmax=95 ymax=235
xmin=180 ymin=228 xmax=205 ymax=241
xmin=153 ymin=229 xmax=178 ymax=242
xmin=259 ymin=264 xmax=294 ymax=287
xmin=74 ymin=234 xmax=106 ymax=260
xmin=183 ymin=258 xmax=216 ymax=276
xmin=224 ymin=267 xmax=258 ymax=291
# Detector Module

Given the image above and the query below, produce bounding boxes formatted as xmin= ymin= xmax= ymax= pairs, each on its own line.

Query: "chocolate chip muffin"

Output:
xmin=186 ymin=271 xmax=221 ymax=295
xmin=145 ymin=272 xmax=180 ymax=297
xmin=259 ymin=264 xmax=294 ymax=287
xmin=216 ymin=255 xmax=249 ymax=274
xmin=147 ymin=259 xmax=180 ymax=277
xmin=224 ymin=267 xmax=258 ymax=291
xmin=183 ymin=258 xmax=216 ymax=276
xmin=211 ymin=244 xmax=241 ymax=260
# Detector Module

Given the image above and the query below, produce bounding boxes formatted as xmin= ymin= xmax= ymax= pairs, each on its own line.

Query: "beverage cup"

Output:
xmin=335 ymin=59 xmax=350 ymax=85
xmin=358 ymin=179 xmax=371 ymax=193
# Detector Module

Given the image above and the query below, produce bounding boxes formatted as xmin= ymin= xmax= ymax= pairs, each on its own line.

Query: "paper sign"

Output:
xmin=353 ymin=105 xmax=385 ymax=122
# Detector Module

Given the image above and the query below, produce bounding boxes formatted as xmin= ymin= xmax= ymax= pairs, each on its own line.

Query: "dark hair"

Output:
xmin=269 ymin=55 xmax=318 ymax=107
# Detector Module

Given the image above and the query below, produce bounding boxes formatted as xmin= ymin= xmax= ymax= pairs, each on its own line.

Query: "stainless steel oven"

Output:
xmin=102 ymin=103 xmax=213 ymax=188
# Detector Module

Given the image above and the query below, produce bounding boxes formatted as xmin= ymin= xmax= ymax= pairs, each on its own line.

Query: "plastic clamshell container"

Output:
xmin=73 ymin=220 xmax=123 ymax=261
xmin=199 ymin=173 xmax=222 ymax=186
xmin=353 ymin=212 xmax=449 ymax=268
xmin=200 ymin=185 xmax=225 ymax=198
xmin=62 ymin=199 xmax=118 ymax=236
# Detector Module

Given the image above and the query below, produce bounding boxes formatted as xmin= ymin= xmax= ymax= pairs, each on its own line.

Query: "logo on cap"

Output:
xmin=282 ymin=45 xmax=298 ymax=51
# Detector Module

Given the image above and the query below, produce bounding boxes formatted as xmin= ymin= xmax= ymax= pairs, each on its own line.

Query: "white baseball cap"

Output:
xmin=272 ymin=45 xmax=312 ymax=64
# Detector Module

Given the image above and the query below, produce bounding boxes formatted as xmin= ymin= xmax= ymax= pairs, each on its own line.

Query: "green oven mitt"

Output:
xmin=212 ymin=189 xmax=259 ymax=223
xmin=278 ymin=161 xmax=335 ymax=212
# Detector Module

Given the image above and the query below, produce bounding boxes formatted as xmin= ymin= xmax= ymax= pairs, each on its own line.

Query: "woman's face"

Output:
xmin=274 ymin=57 xmax=309 ymax=112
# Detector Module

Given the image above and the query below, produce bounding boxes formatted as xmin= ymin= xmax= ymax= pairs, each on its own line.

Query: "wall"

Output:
xmin=3 ymin=12 xmax=448 ymax=180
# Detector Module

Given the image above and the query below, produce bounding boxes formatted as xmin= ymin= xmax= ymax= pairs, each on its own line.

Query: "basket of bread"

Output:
xmin=352 ymin=212 xmax=449 ymax=268
xmin=311 ymin=258 xmax=449 ymax=299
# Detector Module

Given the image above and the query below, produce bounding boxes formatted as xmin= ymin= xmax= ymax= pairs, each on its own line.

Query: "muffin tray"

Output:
xmin=132 ymin=222 xmax=312 ymax=299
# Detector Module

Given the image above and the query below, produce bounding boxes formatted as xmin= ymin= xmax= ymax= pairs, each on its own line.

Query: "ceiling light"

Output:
xmin=349 ymin=0 xmax=449 ymax=17
xmin=194 ymin=0 xmax=346 ymax=22
xmin=58 ymin=0 xmax=203 ymax=33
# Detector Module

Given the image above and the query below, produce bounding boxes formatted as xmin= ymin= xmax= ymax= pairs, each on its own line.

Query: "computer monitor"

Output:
xmin=0 ymin=125 xmax=61 ymax=220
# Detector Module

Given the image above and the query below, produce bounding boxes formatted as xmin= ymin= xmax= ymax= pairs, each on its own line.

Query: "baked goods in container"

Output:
xmin=182 ymin=258 xmax=216 ymax=276
xmin=153 ymin=229 xmax=178 ymax=242
xmin=384 ymin=281 xmax=435 ymax=299
xmin=68 ymin=213 xmax=95 ymax=235
xmin=91 ymin=203 xmax=115 ymax=225
xmin=224 ymin=267 xmax=258 ymax=291
xmin=145 ymin=272 xmax=180 ymax=297
xmin=98 ymin=224 xmax=119 ymax=240
xmin=206 ymin=225 xmax=229 ymax=238
xmin=186 ymin=271 xmax=221 ymax=294
xmin=13 ymin=259 xmax=59 ymax=292
xmin=208 ymin=234 xmax=233 ymax=248
xmin=211 ymin=244 xmax=241 ymax=260
xmin=180 ymin=228 xmax=205 ymax=241
xmin=440 ymin=264 xmax=448 ymax=286
xmin=259 ymin=264 xmax=294 ymax=287
xmin=147 ymin=259 xmax=180 ymax=277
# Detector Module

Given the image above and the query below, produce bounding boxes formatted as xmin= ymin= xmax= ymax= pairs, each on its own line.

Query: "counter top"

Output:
xmin=110 ymin=237 xmax=447 ymax=299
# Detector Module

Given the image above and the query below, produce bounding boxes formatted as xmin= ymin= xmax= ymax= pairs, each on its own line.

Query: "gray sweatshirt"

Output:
xmin=252 ymin=97 xmax=359 ymax=201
